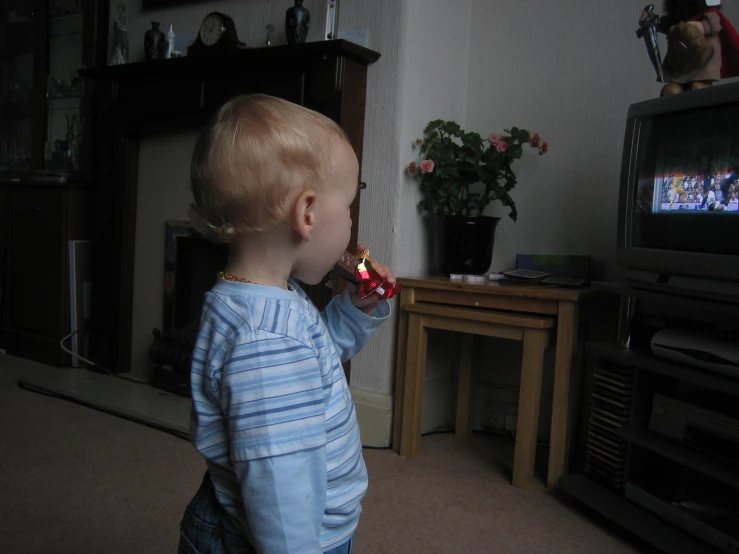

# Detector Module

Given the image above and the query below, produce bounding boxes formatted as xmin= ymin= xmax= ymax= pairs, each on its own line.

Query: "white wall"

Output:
xmin=131 ymin=131 xmax=198 ymax=378
xmin=466 ymin=0 xmax=739 ymax=273
xmin=333 ymin=0 xmax=406 ymax=395
xmin=348 ymin=0 xmax=473 ymax=403
xmin=423 ymin=0 xmax=739 ymax=433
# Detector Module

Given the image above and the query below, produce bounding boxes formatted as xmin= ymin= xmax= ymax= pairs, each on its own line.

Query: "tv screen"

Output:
xmin=631 ymin=103 xmax=739 ymax=257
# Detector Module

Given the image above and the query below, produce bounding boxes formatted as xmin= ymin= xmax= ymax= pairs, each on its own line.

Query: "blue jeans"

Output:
xmin=178 ymin=473 xmax=354 ymax=554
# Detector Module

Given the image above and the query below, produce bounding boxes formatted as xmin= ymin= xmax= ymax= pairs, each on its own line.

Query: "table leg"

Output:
xmin=547 ymin=301 xmax=579 ymax=488
xmin=455 ymin=334 xmax=474 ymax=438
xmin=392 ymin=287 xmax=414 ymax=453
xmin=512 ymin=328 xmax=547 ymax=488
xmin=399 ymin=313 xmax=428 ymax=458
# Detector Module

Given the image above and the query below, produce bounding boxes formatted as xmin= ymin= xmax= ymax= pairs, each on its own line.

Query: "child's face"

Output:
xmin=292 ymin=139 xmax=359 ymax=284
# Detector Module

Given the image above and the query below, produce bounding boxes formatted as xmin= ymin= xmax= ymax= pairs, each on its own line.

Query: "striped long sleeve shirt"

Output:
xmin=189 ymin=278 xmax=390 ymax=553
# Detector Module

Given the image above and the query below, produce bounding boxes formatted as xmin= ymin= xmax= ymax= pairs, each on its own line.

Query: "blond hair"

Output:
xmin=190 ymin=94 xmax=348 ymax=242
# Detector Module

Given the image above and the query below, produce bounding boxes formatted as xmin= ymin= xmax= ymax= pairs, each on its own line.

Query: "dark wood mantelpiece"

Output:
xmin=85 ymin=39 xmax=380 ymax=373
xmin=81 ymin=40 xmax=380 ymax=80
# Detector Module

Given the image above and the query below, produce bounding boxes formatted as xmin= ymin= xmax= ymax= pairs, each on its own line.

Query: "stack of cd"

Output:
xmin=584 ymin=362 xmax=633 ymax=490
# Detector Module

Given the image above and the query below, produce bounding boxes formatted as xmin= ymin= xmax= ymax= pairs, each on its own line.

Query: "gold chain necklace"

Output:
xmin=218 ymin=271 xmax=257 ymax=285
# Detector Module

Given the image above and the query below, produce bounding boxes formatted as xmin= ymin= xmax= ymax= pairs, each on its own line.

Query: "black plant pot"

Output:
xmin=429 ymin=215 xmax=500 ymax=276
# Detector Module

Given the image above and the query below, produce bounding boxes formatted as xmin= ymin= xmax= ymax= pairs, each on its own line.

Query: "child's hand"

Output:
xmin=347 ymin=244 xmax=396 ymax=314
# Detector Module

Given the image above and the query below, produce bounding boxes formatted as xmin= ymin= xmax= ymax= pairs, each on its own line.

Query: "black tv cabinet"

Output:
xmin=559 ymin=281 xmax=739 ymax=554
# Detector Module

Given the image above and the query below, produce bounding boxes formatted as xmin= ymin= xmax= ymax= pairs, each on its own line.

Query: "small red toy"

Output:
xmin=334 ymin=249 xmax=401 ymax=300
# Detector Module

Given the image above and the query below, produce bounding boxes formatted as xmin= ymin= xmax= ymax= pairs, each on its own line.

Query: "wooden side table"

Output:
xmin=392 ymin=277 xmax=597 ymax=488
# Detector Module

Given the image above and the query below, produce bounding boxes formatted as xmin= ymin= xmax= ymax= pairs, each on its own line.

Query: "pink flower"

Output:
xmin=420 ymin=159 xmax=435 ymax=173
xmin=539 ymin=141 xmax=549 ymax=155
xmin=495 ymin=141 xmax=508 ymax=153
xmin=408 ymin=161 xmax=418 ymax=175
xmin=488 ymin=133 xmax=502 ymax=144
xmin=530 ymin=132 xmax=541 ymax=148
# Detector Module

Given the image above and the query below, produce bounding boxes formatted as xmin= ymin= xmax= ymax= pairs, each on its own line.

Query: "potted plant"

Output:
xmin=407 ymin=120 xmax=548 ymax=275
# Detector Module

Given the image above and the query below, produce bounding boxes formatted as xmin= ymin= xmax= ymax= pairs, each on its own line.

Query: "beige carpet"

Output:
xmin=0 ymin=357 xmax=650 ymax=554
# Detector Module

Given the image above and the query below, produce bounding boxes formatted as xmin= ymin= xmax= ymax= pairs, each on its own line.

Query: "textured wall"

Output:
xmin=462 ymin=0 xmax=739 ymax=430
xmin=466 ymin=0 xmax=739 ymax=274
xmin=328 ymin=0 xmax=404 ymax=395
xmin=131 ymin=131 xmax=199 ymax=377
xmin=347 ymin=0 xmax=474 ymax=396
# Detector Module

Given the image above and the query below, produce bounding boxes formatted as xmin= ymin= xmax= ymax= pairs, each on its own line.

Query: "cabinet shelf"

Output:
xmin=593 ymin=281 xmax=739 ymax=316
xmin=619 ymin=426 xmax=739 ymax=490
xmin=558 ymin=474 xmax=717 ymax=554
xmin=51 ymin=10 xmax=84 ymax=18
xmin=586 ymin=341 xmax=739 ymax=397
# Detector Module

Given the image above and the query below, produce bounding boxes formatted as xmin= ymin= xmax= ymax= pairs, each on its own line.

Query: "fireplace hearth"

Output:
xmin=149 ymin=221 xmax=228 ymax=396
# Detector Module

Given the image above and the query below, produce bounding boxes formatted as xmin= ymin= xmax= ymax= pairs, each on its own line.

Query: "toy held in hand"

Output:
xmin=636 ymin=0 xmax=739 ymax=96
xmin=334 ymin=249 xmax=401 ymax=300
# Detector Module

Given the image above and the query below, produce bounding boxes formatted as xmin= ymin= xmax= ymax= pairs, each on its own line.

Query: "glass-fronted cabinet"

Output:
xmin=0 ymin=0 xmax=107 ymax=180
xmin=0 ymin=0 xmax=106 ymax=367
xmin=0 ymin=0 xmax=35 ymax=171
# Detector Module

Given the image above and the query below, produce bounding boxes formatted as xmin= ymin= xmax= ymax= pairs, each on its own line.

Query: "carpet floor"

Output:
xmin=0 ymin=356 xmax=651 ymax=553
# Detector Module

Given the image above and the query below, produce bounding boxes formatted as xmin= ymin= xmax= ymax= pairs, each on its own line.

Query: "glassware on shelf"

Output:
xmin=0 ymin=138 xmax=30 ymax=170
xmin=50 ymin=0 xmax=83 ymax=17
xmin=47 ymin=72 xmax=84 ymax=99
xmin=1 ymin=0 xmax=100 ymax=177
xmin=1 ymin=0 xmax=36 ymax=172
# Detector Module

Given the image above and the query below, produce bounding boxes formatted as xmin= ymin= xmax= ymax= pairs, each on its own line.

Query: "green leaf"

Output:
xmin=440 ymin=120 xmax=462 ymax=136
xmin=415 ymin=118 xmax=542 ymax=217
xmin=424 ymin=120 xmax=444 ymax=135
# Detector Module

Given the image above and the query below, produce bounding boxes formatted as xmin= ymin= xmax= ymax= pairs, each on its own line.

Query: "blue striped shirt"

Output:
xmin=189 ymin=278 xmax=390 ymax=553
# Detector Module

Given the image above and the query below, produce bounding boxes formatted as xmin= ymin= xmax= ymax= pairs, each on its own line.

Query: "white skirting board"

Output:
xmin=351 ymin=387 xmax=393 ymax=448
xmin=16 ymin=366 xmax=191 ymax=439
xmin=14 ymin=358 xmax=395 ymax=449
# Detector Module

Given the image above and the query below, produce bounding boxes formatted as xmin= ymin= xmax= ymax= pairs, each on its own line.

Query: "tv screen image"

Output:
xmin=628 ymin=102 xmax=739 ymax=258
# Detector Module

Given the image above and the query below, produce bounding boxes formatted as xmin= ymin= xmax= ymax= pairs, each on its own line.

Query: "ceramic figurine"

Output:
xmin=108 ymin=2 xmax=129 ymax=65
xmin=638 ymin=0 xmax=739 ymax=96
xmin=286 ymin=0 xmax=310 ymax=45
xmin=145 ymin=22 xmax=167 ymax=60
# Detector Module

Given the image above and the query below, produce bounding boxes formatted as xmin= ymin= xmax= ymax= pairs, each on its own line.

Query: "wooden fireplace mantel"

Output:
xmin=81 ymin=40 xmax=380 ymax=81
xmin=84 ymin=39 xmax=380 ymax=373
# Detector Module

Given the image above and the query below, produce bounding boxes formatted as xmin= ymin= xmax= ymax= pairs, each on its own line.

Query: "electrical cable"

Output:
xmin=14 ymin=328 xmax=189 ymax=441
xmin=59 ymin=328 xmax=115 ymax=376
xmin=59 ymin=328 xmax=156 ymax=384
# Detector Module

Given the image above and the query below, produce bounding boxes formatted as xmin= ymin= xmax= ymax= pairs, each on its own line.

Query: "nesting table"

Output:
xmin=392 ymin=277 xmax=597 ymax=488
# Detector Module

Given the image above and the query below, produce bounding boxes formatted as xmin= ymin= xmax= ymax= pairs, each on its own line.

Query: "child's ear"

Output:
xmin=292 ymin=189 xmax=317 ymax=241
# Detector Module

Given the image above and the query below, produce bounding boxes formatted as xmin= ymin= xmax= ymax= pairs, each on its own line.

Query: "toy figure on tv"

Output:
xmin=637 ymin=0 xmax=739 ymax=96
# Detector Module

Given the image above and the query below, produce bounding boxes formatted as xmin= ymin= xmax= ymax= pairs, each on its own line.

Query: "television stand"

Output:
xmin=559 ymin=282 xmax=739 ymax=554
xmin=626 ymin=269 xmax=739 ymax=305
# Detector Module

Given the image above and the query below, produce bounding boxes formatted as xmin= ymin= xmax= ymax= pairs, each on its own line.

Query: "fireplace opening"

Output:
xmin=149 ymin=220 xmax=228 ymax=396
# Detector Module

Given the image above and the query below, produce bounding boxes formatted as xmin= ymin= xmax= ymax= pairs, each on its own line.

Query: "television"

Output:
xmin=617 ymin=82 xmax=739 ymax=301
